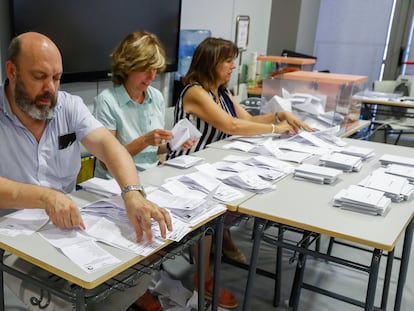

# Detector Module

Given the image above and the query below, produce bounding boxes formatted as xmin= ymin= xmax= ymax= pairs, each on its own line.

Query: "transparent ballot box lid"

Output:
xmin=261 ymin=71 xmax=368 ymax=132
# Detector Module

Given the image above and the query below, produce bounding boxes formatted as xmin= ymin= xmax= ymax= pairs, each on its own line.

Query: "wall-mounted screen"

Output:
xmin=10 ymin=0 xmax=182 ymax=83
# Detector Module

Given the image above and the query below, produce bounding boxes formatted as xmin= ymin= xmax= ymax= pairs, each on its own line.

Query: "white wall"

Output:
xmin=180 ymin=0 xmax=271 ymax=54
xmin=313 ymin=0 xmax=394 ymax=87
xmin=0 ymin=0 xmax=272 ymax=103
xmin=180 ymin=0 xmax=272 ymax=89
xmin=296 ymin=0 xmax=320 ymax=55
xmin=0 ymin=1 xmax=11 ymax=81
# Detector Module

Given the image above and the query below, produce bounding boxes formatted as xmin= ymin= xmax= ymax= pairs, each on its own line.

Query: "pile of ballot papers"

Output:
xmin=212 ymin=154 xmax=293 ymax=182
xmin=358 ymin=168 xmax=414 ymax=202
xmin=319 ymin=152 xmax=363 ymax=172
xmin=194 ymin=163 xmax=276 ymax=194
xmin=333 ymin=185 xmax=391 ymax=216
xmin=379 ymin=154 xmax=414 ymax=167
xmin=163 ymin=154 xmax=205 ymax=169
xmin=293 ymin=163 xmax=342 ymax=184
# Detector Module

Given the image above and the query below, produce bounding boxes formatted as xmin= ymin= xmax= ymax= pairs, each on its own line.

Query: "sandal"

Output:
xmin=194 ymin=276 xmax=238 ymax=309
xmin=130 ymin=289 xmax=164 ymax=311
xmin=223 ymin=247 xmax=247 ymax=264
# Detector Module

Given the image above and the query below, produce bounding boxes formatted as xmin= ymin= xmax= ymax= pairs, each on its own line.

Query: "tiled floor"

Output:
xmin=216 ymin=219 xmax=414 ymax=311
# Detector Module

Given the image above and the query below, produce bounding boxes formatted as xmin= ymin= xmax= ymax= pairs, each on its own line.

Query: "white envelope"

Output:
xmin=169 ymin=119 xmax=202 ymax=151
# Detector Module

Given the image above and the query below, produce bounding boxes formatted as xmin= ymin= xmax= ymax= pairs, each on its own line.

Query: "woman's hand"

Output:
xmin=278 ymin=111 xmax=313 ymax=133
xmin=180 ymin=137 xmax=198 ymax=151
xmin=144 ymin=129 xmax=173 ymax=146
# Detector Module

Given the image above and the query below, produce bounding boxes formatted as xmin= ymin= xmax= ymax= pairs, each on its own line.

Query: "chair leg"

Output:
xmin=394 ymin=130 xmax=403 ymax=145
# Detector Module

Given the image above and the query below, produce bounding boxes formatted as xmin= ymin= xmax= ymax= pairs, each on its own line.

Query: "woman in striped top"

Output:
xmin=168 ymin=37 xmax=312 ymax=160
xmin=168 ymin=37 xmax=312 ymax=307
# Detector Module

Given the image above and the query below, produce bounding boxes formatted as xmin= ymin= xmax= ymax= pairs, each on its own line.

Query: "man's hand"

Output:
xmin=123 ymin=191 xmax=172 ymax=243
xmin=44 ymin=191 xmax=85 ymax=229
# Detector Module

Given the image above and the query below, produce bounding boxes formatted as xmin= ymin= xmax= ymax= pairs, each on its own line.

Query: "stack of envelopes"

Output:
xmin=319 ymin=152 xmax=363 ymax=172
xmin=293 ymin=163 xmax=342 ymax=184
xmin=333 ymin=185 xmax=391 ymax=216
xmin=358 ymin=168 xmax=414 ymax=202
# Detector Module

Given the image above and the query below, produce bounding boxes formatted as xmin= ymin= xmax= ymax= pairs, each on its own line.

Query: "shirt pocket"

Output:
xmin=54 ymin=143 xmax=81 ymax=180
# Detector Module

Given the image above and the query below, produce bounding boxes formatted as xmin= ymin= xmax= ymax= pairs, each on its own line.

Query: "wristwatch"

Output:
xmin=121 ymin=185 xmax=146 ymax=199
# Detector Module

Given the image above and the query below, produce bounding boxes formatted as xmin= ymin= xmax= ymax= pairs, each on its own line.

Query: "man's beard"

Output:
xmin=14 ymin=77 xmax=57 ymax=120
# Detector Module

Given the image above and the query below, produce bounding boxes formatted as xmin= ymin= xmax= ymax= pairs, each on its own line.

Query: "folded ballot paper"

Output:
xmin=358 ymin=168 xmax=414 ymax=202
xmin=333 ymin=185 xmax=391 ymax=216
xmin=163 ymin=154 xmax=205 ymax=169
xmin=319 ymin=152 xmax=363 ymax=172
xmin=78 ymin=177 xmax=121 ymax=197
xmin=169 ymin=118 xmax=202 ymax=151
xmin=293 ymin=163 xmax=342 ymax=184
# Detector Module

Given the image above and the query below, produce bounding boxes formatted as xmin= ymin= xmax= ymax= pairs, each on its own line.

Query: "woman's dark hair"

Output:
xmin=183 ymin=37 xmax=238 ymax=90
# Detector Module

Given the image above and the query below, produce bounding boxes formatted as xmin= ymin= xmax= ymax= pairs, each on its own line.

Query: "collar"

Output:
xmin=115 ymin=84 xmax=153 ymax=107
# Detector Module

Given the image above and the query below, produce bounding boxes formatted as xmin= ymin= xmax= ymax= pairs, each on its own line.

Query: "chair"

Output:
xmin=165 ymin=106 xmax=175 ymax=130
xmin=239 ymin=97 xmax=262 ymax=116
xmin=281 ymin=49 xmax=317 ymax=61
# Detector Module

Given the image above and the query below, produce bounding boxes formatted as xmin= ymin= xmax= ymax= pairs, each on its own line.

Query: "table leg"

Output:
xmin=273 ymin=224 xmax=284 ymax=307
xmin=0 ymin=249 xmax=4 ymax=311
xmin=365 ymin=248 xmax=382 ymax=311
xmin=380 ymin=249 xmax=394 ymax=309
xmin=211 ymin=215 xmax=225 ymax=311
xmin=289 ymin=233 xmax=311 ymax=311
xmin=197 ymin=226 xmax=206 ymax=311
xmin=394 ymin=218 xmax=414 ymax=311
xmin=242 ymin=217 xmax=267 ymax=311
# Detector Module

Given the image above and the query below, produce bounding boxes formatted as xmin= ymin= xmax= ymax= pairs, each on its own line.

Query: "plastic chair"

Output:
xmin=239 ymin=97 xmax=262 ymax=116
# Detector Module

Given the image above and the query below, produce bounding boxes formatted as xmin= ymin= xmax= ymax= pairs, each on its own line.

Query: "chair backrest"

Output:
xmin=165 ymin=106 xmax=175 ymax=130
xmin=281 ymin=49 xmax=317 ymax=60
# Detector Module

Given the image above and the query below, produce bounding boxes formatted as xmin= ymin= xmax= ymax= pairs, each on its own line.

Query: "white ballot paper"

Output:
xmin=78 ymin=177 xmax=121 ymax=197
xmin=169 ymin=118 xmax=202 ymax=151
xmin=0 ymin=209 xmax=49 ymax=237
xmin=163 ymin=154 xmax=205 ymax=169
xmin=38 ymin=226 xmax=121 ymax=273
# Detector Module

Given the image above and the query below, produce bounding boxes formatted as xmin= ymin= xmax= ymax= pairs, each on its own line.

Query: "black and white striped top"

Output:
xmin=167 ymin=83 xmax=236 ymax=159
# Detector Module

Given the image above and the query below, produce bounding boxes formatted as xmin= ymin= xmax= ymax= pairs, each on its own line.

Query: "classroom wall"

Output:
xmin=0 ymin=0 xmax=272 ymax=106
xmin=0 ymin=1 xmax=11 ymax=81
